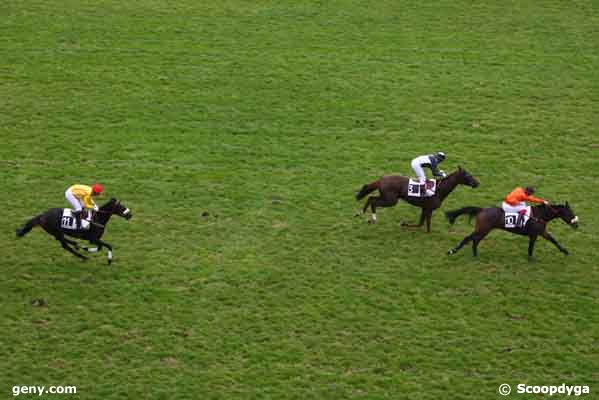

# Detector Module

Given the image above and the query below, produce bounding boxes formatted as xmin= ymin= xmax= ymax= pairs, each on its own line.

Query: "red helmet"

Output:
xmin=92 ymin=183 xmax=103 ymax=194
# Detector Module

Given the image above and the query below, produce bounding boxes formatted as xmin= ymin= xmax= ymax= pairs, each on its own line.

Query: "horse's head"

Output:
xmin=456 ymin=166 xmax=479 ymax=188
xmin=551 ymin=202 xmax=578 ymax=229
xmin=100 ymin=198 xmax=133 ymax=220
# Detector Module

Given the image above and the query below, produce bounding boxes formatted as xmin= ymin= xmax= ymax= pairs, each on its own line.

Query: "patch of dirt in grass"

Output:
xmin=162 ymin=357 xmax=180 ymax=368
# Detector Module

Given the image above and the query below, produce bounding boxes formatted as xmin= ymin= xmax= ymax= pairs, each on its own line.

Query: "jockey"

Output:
xmin=410 ymin=151 xmax=447 ymax=196
xmin=65 ymin=183 xmax=103 ymax=229
xmin=502 ymin=186 xmax=548 ymax=227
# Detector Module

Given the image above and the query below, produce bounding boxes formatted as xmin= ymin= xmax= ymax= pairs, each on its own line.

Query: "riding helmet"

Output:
xmin=524 ymin=186 xmax=535 ymax=194
xmin=437 ymin=151 xmax=446 ymax=160
xmin=92 ymin=183 xmax=104 ymax=194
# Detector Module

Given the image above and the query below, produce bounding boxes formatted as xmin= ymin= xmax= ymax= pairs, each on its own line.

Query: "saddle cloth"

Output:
xmin=61 ymin=209 xmax=90 ymax=230
xmin=408 ymin=179 xmax=437 ymax=197
xmin=504 ymin=211 xmax=530 ymax=229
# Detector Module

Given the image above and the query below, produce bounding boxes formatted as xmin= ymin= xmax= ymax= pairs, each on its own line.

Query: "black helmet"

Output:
xmin=524 ymin=186 xmax=535 ymax=194
xmin=437 ymin=151 xmax=446 ymax=160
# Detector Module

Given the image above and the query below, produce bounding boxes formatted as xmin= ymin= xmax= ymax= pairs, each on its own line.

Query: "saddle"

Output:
xmin=408 ymin=179 xmax=437 ymax=197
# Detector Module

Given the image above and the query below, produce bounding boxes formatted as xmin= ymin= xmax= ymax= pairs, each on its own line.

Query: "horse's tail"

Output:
xmin=356 ymin=180 xmax=381 ymax=200
xmin=445 ymin=206 xmax=483 ymax=225
xmin=16 ymin=214 xmax=42 ymax=237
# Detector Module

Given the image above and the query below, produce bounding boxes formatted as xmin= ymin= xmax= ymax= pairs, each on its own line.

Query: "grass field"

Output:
xmin=2 ymin=1 xmax=599 ymax=398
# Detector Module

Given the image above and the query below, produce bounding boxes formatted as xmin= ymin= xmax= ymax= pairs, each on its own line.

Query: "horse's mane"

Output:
xmin=100 ymin=198 xmax=119 ymax=208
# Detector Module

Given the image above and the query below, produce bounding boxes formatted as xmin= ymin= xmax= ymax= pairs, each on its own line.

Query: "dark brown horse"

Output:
xmin=356 ymin=167 xmax=479 ymax=232
xmin=16 ymin=198 xmax=132 ymax=264
xmin=446 ymin=202 xmax=578 ymax=260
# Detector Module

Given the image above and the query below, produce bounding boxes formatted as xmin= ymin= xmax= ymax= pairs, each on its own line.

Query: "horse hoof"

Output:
xmin=447 ymin=249 xmax=455 ymax=255
xmin=562 ymin=249 xmax=569 ymax=255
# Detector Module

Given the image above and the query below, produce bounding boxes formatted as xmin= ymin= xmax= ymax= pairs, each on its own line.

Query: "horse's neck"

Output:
xmin=96 ymin=203 xmax=114 ymax=225
xmin=533 ymin=206 xmax=557 ymax=221
xmin=96 ymin=212 xmax=112 ymax=225
xmin=437 ymin=175 xmax=459 ymax=200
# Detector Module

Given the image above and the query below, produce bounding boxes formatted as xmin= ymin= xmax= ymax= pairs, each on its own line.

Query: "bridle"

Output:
xmin=544 ymin=204 xmax=577 ymax=225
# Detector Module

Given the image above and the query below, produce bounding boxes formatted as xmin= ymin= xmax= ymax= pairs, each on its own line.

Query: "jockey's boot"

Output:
xmin=73 ymin=211 xmax=83 ymax=230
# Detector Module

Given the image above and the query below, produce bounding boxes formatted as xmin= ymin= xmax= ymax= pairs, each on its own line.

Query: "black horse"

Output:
xmin=356 ymin=167 xmax=479 ymax=232
xmin=446 ymin=202 xmax=578 ymax=260
xmin=16 ymin=198 xmax=132 ymax=264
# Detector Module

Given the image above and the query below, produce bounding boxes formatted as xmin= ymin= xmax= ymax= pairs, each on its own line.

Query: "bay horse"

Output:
xmin=16 ymin=198 xmax=132 ymax=264
xmin=356 ymin=167 xmax=479 ymax=232
xmin=446 ymin=202 xmax=578 ymax=260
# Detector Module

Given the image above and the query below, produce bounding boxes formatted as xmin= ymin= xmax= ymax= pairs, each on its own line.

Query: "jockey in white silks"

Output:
xmin=410 ymin=152 xmax=447 ymax=196
xmin=65 ymin=183 xmax=103 ymax=229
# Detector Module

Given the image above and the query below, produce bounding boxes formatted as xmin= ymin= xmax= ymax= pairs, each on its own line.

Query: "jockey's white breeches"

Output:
xmin=411 ymin=159 xmax=427 ymax=183
xmin=65 ymin=189 xmax=84 ymax=211
xmin=502 ymin=201 xmax=529 ymax=215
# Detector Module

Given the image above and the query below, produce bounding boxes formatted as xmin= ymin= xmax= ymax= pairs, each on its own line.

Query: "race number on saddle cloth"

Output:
xmin=64 ymin=183 xmax=103 ymax=230
xmin=409 ymin=151 xmax=447 ymax=197
xmin=501 ymin=186 xmax=548 ymax=228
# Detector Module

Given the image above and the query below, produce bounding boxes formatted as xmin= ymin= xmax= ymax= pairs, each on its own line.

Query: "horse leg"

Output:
xmin=63 ymin=237 xmax=80 ymax=250
xmin=359 ymin=197 xmax=373 ymax=220
xmin=82 ymin=242 xmax=103 ymax=253
xmin=448 ymin=232 xmax=475 ymax=255
xmin=367 ymin=195 xmax=398 ymax=223
xmin=424 ymin=209 xmax=434 ymax=233
xmin=355 ymin=197 xmax=370 ymax=217
xmin=540 ymin=232 xmax=568 ymax=255
xmin=528 ymin=235 xmax=538 ymax=262
xmin=364 ymin=194 xmax=398 ymax=224
xmin=471 ymin=230 xmax=490 ymax=257
xmin=401 ymin=208 xmax=426 ymax=228
xmin=55 ymin=234 xmax=87 ymax=260
xmin=91 ymin=239 xmax=113 ymax=265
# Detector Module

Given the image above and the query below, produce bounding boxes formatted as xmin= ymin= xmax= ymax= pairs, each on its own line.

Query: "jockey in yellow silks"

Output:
xmin=65 ymin=183 xmax=103 ymax=229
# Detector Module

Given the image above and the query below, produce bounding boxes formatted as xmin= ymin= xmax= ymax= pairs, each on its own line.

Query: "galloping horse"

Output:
xmin=16 ymin=198 xmax=132 ymax=264
xmin=356 ymin=167 xmax=479 ymax=232
xmin=446 ymin=202 xmax=578 ymax=260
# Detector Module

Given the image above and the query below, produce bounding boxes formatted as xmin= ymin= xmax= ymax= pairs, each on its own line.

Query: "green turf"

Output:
xmin=2 ymin=1 xmax=598 ymax=399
